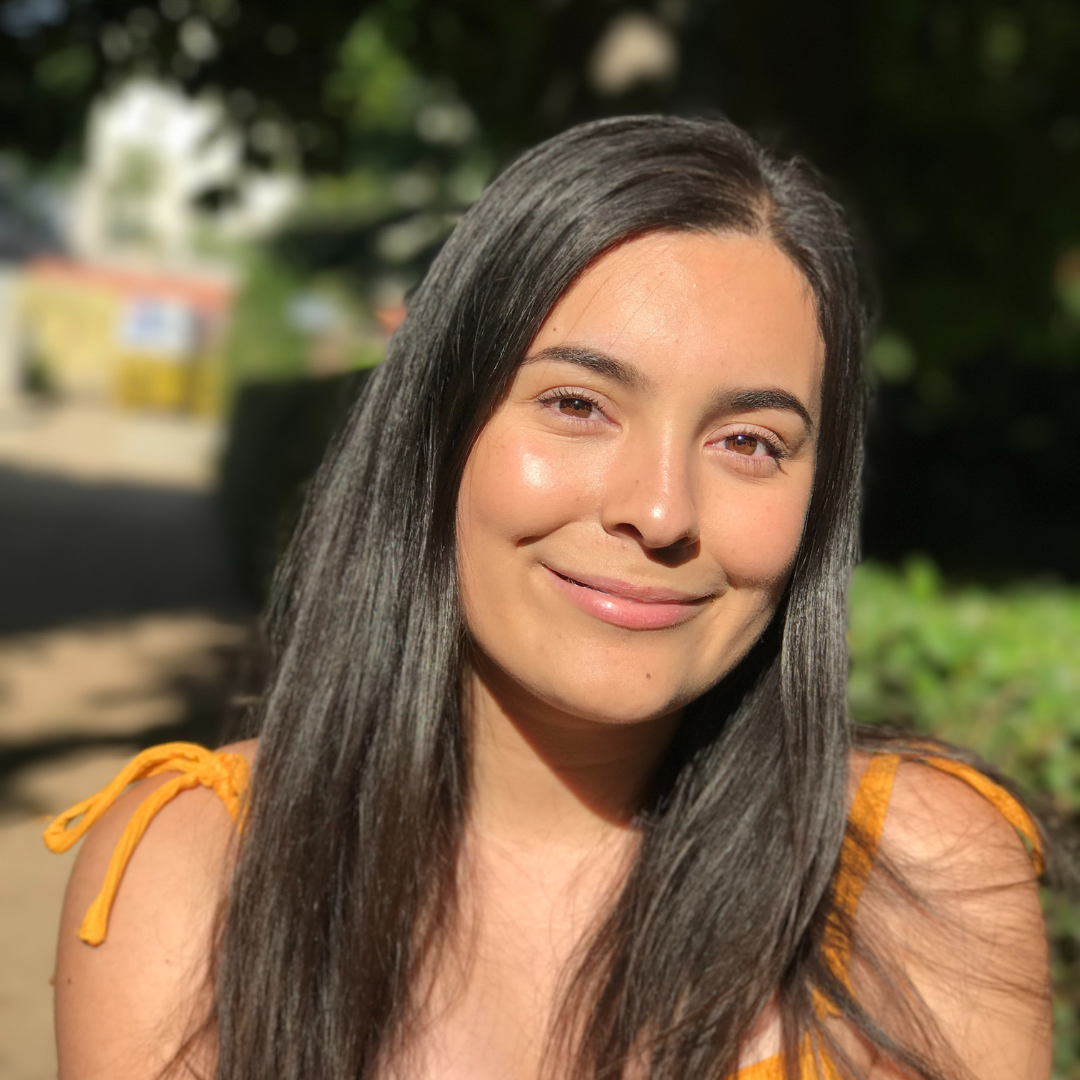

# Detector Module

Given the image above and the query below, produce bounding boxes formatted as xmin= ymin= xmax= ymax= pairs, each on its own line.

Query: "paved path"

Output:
xmin=0 ymin=399 xmax=251 ymax=1079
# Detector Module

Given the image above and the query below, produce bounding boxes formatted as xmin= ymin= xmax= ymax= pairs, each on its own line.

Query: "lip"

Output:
xmin=541 ymin=563 xmax=714 ymax=630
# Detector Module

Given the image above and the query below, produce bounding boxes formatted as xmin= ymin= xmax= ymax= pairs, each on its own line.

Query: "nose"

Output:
xmin=599 ymin=430 xmax=700 ymax=564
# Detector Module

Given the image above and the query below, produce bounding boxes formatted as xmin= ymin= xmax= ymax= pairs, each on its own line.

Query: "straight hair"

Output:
xmin=205 ymin=115 xmax=1030 ymax=1080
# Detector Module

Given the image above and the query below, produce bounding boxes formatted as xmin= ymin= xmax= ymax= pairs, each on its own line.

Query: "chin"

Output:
xmin=524 ymin=650 xmax=717 ymax=727
xmin=469 ymin=604 xmax=771 ymax=730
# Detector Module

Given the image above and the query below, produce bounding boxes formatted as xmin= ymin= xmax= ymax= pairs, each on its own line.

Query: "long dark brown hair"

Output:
xmin=202 ymin=116 xmax=1044 ymax=1080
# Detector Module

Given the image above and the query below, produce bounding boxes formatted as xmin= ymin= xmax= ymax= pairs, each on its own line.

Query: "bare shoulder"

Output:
xmin=856 ymin=755 xmax=1051 ymax=1080
xmin=846 ymin=747 xmax=874 ymax=802
xmin=54 ymin=739 xmax=258 ymax=1079
xmin=882 ymin=756 xmax=1039 ymax=888
xmin=222 ymin=737 xmax=258 ymax=768
xmin=59 ymin=738 xmax=258 ymax=943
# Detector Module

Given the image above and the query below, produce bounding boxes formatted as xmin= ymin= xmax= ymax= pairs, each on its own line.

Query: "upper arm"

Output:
xmin=853 ymin=761 xmax=1051 ymax=1080
xmin=55 ymin=741 xmax=255 ymax=1080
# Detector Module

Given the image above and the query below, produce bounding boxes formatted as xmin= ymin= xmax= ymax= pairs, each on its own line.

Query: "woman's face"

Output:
xmin=457 ymin=230 xmax=824 ymax=724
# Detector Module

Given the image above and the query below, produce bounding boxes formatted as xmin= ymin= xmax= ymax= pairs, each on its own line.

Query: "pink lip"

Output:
xmin=541 ymin=564 xmax=713 ymax=630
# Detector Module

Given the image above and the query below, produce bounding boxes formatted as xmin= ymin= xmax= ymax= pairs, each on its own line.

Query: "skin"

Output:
xmin=431 ymin=230 xmax=822 ymax=1075
xmin=459 ymin=231 xmax=820 ymax=740
xmin=53 ymin=230 xmax=1050 ymax=1080
xmin=456 ymin=232 xmax=822 ymax=862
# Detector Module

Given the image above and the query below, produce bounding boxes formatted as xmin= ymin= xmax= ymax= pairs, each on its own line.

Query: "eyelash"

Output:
xmin=535 ymin=389 xmax=788 ymax=462
xmin=536 ymin=387 xmax=608 ymax=421
xmin=712 ymin=426 xmax=787 ymax=461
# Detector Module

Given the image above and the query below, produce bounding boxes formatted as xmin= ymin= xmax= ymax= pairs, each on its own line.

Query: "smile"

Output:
xmin=541 ymin=564 xmax=713 ymax=631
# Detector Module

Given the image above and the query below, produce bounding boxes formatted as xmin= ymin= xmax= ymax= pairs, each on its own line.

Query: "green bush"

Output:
xmin=222 ymin=250 xmax=387 ymax=397
xmin=849 ymin=559 xmax=1080 ymax=809
xmin=848 ymin=560 xmax=1080 ymax=1078
xmin=223 ymin=251 xmax=309 ymax=388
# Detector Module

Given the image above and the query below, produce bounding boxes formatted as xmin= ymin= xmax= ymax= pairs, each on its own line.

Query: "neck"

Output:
xmin=465 ymin=652 xmax=681 ymax=848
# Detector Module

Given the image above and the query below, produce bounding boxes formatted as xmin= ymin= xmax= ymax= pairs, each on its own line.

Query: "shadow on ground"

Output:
xmin=0 ymin=459 xmax=259 ymax=815
xmin=0 ymin=632 xmax=260 ymax=817
xmin=0 ymin=464 xmax=248 ymax=635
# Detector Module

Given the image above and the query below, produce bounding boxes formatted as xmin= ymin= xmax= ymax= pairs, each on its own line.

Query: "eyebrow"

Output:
xmin=524 ymin=345 xmax=650 ymax=389
xmin=524 ymin=344 xmax=814 ymax=431
xmin=707 ymin=387 xmax=814 ymax=431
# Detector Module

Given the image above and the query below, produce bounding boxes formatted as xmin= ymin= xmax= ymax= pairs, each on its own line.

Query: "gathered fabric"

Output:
xmin=44 ymin=742 xmax=1041 ymax=1076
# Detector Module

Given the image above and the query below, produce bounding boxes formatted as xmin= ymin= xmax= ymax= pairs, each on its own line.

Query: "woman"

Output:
xmin=46 ymin=116 xmax=1050 ymax=1080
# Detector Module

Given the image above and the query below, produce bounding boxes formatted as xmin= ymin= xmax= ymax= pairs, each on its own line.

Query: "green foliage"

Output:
xmin=223 ymin=248 xmax=390 ymax=387
xmin=849 ymin=559 xmax=1080 ymax=808
xmin=347 ymin=341 xmax=387 ymax=370
xmin=326 ymin=14 xmax=424 ymax=134
xmin=33 ymin=44 xmax=95 ymax=97
xmin=268 ymin=5 xmax=495 ymax=324
xmin=847 ymin=560 xmax=1080 ymax=1077
xmin=222 ymin=251 xmax=308 ymax=388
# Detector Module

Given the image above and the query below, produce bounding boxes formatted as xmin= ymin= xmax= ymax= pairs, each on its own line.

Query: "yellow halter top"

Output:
xmin=43 ymin=743 xmax=1042 ymax=1079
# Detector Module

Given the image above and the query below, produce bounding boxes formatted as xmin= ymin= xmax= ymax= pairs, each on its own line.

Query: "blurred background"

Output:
xmin=0 ymin=1 xmax=1078 ymax=1076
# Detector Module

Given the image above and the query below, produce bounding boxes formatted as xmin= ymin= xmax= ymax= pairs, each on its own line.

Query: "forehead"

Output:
xmin=531 ymin=230 xmax=824 ymax=396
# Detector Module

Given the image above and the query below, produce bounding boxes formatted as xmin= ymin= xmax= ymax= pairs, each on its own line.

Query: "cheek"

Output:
xmin=458 ymin=427 xmax=602 ymax=545
xmin=702 ymin=479 xmax=812 ymax=589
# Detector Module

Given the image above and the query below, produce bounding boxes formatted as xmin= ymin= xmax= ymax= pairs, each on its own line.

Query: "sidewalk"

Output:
xmin=0 ymin=398 xmax=250 ymax=1079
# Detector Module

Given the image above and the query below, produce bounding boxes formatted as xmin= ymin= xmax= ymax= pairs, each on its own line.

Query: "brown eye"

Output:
xmin=726 ymin=434 xmax=760 ymax=455
xmin=559 ymin=398 xmax=594 ymax=419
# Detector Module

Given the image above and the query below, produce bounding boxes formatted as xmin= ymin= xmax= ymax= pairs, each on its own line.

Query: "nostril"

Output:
xmin=608 ymin=522 xmax=700 ymax=566
xmin=648 ymin=537 xmax=700 ymax=568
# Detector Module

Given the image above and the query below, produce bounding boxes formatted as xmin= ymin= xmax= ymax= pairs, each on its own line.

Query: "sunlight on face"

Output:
xmin=457 ymin=230 xmax=824 ymax=724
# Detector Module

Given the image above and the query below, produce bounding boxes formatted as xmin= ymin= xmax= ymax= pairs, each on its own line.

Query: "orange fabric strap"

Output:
xmin=819 ymin=753 xmax=901 ymax=995
xmin=736 ymin=1033 xmax=844 ymax=1080
xmin=834 ymin=754 xmax=901 ymax=925
xmin=42 ymin=742 xmax=250 ymax=946
xmin=910 ymin=753 xmax=1045 ymax=875
xmin=821 ymin=749 xmax=1044 ymax=989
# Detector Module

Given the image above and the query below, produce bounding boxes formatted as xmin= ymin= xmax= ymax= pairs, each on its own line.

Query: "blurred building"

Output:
xmin=19 ymin=258 xmax=231 ymax=415
xmin=12 ymin=79 xmax=298 ymax=416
